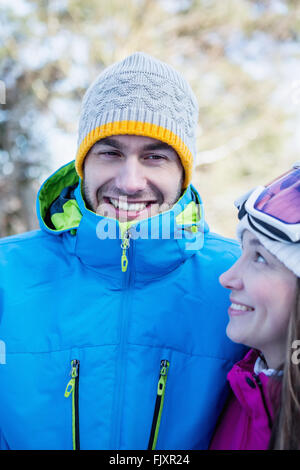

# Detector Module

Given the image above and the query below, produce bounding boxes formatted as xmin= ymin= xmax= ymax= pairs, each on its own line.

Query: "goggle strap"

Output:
xmin=246 ymin=215 xmax=281 ymax=242
xmin=237 ymin=201 xmax=247 ymax=221
xmin=247 ymin=214 xmax=300 ymax=243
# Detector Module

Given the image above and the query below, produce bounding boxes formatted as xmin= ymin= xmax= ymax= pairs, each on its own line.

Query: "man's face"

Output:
xmin=82 ymin=134 xmax=184 ymax=222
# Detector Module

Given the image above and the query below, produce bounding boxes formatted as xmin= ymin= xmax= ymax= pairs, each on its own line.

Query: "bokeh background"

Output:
xmin=1 ymin=0 xmax=300 ymax=238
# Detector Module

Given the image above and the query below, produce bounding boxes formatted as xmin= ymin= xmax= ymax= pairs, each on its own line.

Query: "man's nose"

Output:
xmin=219 ymin=260 xmax=244 ymax=291
xmin=115 ymin=158 xmax=147 ymax=195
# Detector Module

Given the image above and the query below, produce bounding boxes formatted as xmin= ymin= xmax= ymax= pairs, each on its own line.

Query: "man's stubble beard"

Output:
xmin=81 ymin=178 xmax=95 ymax=212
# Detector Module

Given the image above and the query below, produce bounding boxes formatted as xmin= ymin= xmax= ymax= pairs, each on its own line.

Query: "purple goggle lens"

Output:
xmin=254 ymin=167 xmax=300 ymax=224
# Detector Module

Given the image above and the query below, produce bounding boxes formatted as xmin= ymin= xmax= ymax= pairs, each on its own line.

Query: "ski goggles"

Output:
xmin=235 ymin=162 xmax=300 ymax=243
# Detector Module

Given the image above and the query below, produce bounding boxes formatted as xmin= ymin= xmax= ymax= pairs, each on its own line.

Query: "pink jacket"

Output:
xmin=210 ymin=349 xmax=277 ymax=450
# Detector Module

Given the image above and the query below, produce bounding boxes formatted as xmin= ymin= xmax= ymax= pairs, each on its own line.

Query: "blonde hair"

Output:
xmin=268 ymin=278 xmax=300 ymax=449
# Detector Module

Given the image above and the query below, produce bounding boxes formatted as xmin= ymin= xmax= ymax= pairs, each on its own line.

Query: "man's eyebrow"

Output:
xmin=143 ymin=142 xmax=178 ymax=155
xmin=141 ymin=142 xmax=176 ymax=153
xmin=92 ymin=137 xmax=123 ymax=150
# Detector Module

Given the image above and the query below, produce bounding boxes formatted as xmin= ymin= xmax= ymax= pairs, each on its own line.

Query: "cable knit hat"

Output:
xmin=236 ymin=207 xmax=300 ymax=278
xmin=75 ymin=52 xmax=199 ymax=188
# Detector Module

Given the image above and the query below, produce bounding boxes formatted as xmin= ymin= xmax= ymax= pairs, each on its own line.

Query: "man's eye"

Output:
xmin=146 ymin=154 xmax=165 ymax=160
xmin=100 ymin=151 xmax=120 ymax=157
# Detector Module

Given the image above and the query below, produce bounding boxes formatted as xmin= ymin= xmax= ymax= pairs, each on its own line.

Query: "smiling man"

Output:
xmin=0 ymin=52 xmax=246 ymax=450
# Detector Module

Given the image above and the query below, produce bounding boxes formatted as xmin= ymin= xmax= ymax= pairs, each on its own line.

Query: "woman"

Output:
xmin=210 ymin=163 xmax=300 ymax=450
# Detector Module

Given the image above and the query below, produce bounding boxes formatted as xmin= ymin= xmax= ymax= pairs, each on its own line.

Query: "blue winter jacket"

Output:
xmin=0 ymin=161 xmax=246 ymax=450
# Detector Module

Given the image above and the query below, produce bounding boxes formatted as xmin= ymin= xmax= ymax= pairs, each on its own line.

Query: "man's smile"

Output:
xmin=101 ymin=196 xmax=159 ymax=221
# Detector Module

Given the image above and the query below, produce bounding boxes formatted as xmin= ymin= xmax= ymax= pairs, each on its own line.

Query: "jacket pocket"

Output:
xmin=64 ymin=359 xmax=80 ymax=450
xmin=148 ymin=359 xmax=170 ymax=450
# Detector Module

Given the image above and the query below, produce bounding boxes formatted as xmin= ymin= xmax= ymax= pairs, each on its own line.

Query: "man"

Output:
xmin=0 ymin=52 xmax=246 ymax=450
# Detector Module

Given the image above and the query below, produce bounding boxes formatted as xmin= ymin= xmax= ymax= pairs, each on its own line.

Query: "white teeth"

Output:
xmin=231 ymin=303 xmax=253 ymax=312
xmin=109 ymin=198 xmax=147 ymax=212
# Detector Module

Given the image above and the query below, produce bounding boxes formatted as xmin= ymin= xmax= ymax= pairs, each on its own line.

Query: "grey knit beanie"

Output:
xmin=75 ymin=51 xmax=199 ymax=188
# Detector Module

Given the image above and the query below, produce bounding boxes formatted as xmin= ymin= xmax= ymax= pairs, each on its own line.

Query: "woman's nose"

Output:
xmin=219 ymin=261 xmax=244 ymax=291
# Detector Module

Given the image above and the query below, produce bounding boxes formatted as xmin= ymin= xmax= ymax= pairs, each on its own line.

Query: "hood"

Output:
xmin=37 ymin=161 xmax=81 ymax=234
xmin=37 ymin=160 xmax=208 ymax=238
xmin=37 ymin=160 xmax=210 ymax=278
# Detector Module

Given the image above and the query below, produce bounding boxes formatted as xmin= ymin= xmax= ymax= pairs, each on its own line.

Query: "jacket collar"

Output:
xmin=37 ymin=161 xmax=208 ymax=280
xmin=227 ymin=349 xmax=278 ymax=421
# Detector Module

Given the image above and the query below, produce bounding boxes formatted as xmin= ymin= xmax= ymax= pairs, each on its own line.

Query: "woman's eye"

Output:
xmin=255 ymin=252 xmax=266 ymax=264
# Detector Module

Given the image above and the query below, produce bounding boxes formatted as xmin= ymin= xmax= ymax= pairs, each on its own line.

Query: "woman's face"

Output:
xmin=219 ymin=230 xmax=298 ymax=368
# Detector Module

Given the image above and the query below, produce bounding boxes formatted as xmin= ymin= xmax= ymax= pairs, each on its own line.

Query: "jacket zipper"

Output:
xmin=148 ymin=359 xmax=170 ymax=450
xmin=110 ymin=228 xmax=134 ymax=448
xmin=64 ymin=359 xmax=80 ymax=450
xmin=121 ymin=230 xmax=131 ymax=272
xmin=252 ymin=373 xmax=273 ymax=430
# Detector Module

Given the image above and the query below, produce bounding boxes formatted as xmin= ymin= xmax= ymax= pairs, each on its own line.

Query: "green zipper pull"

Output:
xmin=64 ymin=359 xmax=80 ymax=450
xmin=121 ymin=230 xmax=131 ymax=273
xmin=157 ymin=360 xmax=169 ymax=396
xmin=64 ymin=360 xmax=78 ymax=397
xmin=148 ymin=359 xmax=170 ymax=450
xmin=64 ymin=376 xmax=75 ymax=397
